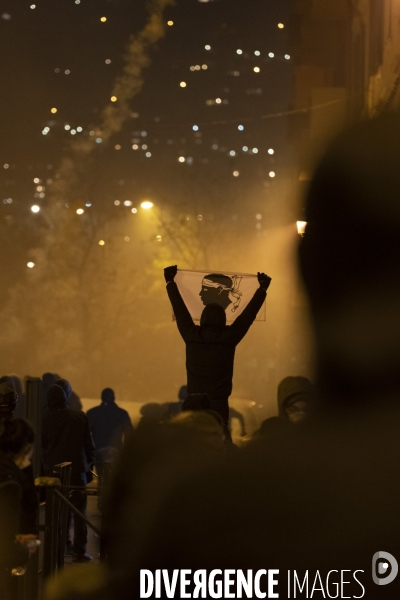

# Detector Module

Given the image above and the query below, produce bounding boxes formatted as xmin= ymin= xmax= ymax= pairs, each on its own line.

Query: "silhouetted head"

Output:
xmin=101 ymin=388 xmax=115 ymax=404
xmin=199 ymin=274 xmax=233 ymax=310
xmin=299 ymin=114 xmax=400 ymax=399
xmin=47 ymin=384 xmax=68 ymax=409
xmin=55 ymin=378 xmax=72 ymax=400
xmin=0 ymin=381 xmax=18 ymax=417
xmin=200 ymin=303 xmax=226 ymax=328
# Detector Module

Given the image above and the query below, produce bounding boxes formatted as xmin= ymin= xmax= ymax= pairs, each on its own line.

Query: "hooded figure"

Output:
xmin=42 ymin=384 xmax=95 ymax=476
xmin=42 ymin=384 xmax=95 ymax=561
xmin=277 ymin=376 xmax=314 ymax=424
xmin=164 ymin=266 xmax=271 ymax=426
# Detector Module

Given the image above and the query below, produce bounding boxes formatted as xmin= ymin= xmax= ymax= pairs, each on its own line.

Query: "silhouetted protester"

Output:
xmin=42 ymin=384 xmax=95 ymax=562
xmin=164 ymin=265 xmax=271 ymax=428
xmin=87 ymin=388 xmax=133 ymax=508
xmin=0 ymin=383 xmax=38 ymax=534
xmin=0 ymin=419 xmax=38 ymax=600
xmin=165 ymin=384 xmax=188 ymax=419
xmin=87 ymin=389 xmax=133 ymax=456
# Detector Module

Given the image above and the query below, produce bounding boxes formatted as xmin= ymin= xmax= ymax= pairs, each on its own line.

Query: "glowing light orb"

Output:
xmin=141 ymin=201 xmax=154 ymax=210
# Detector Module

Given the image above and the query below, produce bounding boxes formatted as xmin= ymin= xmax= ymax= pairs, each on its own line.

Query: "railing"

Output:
xmin=20 ymin=461 xmax=109 ymax=599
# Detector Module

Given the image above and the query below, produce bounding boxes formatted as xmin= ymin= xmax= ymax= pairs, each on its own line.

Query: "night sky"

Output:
xmin=1 ymin=0 xmax=292 ymax=221
xmin=0 ymin=0 xmax=303 ymax=407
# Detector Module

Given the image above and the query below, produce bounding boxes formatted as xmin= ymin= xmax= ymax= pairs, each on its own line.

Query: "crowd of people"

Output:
xmin=1 ymin=113 xmax=400 ymax=600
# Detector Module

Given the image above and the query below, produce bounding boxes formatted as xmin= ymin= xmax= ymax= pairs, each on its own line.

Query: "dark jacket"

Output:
xmin=167 ymin=281 xmax=266 ymax=398
xmin=0 ymin=456 xmax=30 ymax=571
xmin=87 ymin=402 xmax=133 ymax=451
xmin=42 ymin=385 xmax=95 ymax=477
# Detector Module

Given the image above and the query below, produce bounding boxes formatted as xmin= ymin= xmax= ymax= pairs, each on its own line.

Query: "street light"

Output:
xmin=297 ymin=221 xmax=307 ymax=236
xmin=141 ymin=201 xmax=154 ymax=210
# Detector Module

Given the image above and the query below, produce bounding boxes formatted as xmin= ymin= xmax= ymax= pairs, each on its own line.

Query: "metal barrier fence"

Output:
xmin=13 ymin=461 xmax=109 ymax=600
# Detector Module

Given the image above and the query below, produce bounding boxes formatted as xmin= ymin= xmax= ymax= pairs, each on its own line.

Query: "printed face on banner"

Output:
xmin=175 ymin=270 xmax=265 ymax=323
xmin=199 ymin=273 xmax=242 ymax=312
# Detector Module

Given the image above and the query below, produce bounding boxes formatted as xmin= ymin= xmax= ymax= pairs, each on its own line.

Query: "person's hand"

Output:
xmin=164 ymin=265 xmax=178 ymax=283
xmin=257 ymin=272 xmax=271 ymax=290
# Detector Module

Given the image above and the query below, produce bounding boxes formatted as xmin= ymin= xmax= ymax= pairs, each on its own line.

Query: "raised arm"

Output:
xmin=229 ymin=272 xmax=271 ymax=344
xmin=164 ymin=266 xmax=196 ymax=341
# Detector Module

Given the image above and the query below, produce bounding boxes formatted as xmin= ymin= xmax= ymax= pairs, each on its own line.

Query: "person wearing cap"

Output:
xmin=164 ymin=265 xmax=271 ymax=431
